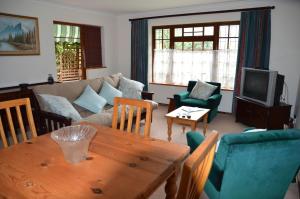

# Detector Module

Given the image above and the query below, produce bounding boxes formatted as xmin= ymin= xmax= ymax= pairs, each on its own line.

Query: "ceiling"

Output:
xmin=35 ymin=0 xmax=240 ymax=14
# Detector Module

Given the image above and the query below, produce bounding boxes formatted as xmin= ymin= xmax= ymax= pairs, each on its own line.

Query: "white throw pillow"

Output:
xmin=118 ymin=77 xmax=144 ymax=99
xmin=189 ymin=80 xmax=217 ymax=100
xmin=38 ymin=94 xmax=82 ymax=121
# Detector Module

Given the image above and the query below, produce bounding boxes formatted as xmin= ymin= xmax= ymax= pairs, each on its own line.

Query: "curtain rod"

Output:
xmin=129 ymin=6 xmax=275 ymax=21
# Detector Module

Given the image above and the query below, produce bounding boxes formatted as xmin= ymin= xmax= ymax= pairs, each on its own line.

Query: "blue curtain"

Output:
xmin=131 ymin=19 xmax=148 ymax=91
xmin=232 ymin=9 xmax=271 ymax=111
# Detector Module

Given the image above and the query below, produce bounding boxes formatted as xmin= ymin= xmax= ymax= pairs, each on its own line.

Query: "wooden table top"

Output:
xmin=165 ymin=106 xmax=209 ymax=121
xmin=0 ymin=123 xmax=189 ymax=199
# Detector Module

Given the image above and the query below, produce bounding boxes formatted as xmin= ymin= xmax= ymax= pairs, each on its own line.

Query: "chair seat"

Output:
xmin=181 ymin=98 xmax=209 ymax=108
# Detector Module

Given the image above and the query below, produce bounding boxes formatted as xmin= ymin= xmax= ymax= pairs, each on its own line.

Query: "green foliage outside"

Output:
xmin=55 ymin=41 xmax=80 ymax=72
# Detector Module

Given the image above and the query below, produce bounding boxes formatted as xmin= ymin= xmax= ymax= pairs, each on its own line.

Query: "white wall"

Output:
xmin=0 ymin=0 xmax=117 ymax=87
xmin=116 ymin=0 xmax=300 ymax=113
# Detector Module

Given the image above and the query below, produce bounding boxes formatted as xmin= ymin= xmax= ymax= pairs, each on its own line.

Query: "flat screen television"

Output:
xmin=240 ymin=68 xmax=284 ymax=107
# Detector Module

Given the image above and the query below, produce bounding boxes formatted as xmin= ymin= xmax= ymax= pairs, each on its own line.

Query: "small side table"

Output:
xmin=167 ymin=97 xmax=176 ymax=113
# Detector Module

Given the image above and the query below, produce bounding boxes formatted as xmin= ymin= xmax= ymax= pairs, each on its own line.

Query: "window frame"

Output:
xmin=151 ymin=21 xmax=240 ymax=88
xmin=53 ymin=21 xmax=103 ymax=82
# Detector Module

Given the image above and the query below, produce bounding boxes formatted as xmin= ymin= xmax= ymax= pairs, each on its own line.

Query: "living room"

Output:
xmin=0 ymin=0 xmax=299 ymax=198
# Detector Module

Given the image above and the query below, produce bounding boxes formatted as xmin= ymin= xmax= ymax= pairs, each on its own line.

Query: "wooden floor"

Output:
xmin=148 ymin=105 xmax=299 ymax=199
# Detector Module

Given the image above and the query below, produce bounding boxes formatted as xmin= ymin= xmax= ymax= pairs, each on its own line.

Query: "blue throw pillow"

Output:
xmin=99 ymin=81 xmax=122 ymax=105
xmin=74 ymin=85 xmax=107 ymax=113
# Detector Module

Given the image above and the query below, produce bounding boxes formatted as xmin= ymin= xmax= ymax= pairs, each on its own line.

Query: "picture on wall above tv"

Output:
xmin=240 ymin=68 xmax=284 ymax=107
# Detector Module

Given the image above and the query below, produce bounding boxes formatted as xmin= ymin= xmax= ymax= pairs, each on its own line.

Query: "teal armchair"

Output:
xmin=174 ymin=81 xmax=222 ymax=123
xmin=186 ymin=129 xmax=300 ymax=199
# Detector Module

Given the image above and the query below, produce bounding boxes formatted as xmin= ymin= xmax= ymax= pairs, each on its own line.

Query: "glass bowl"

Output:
xmin=51 ymin=125 xmax=97 ymax=164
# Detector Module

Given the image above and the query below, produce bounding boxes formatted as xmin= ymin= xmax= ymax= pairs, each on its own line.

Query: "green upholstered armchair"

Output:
xmin=186 ymin=129 xmax=300 ymax=199
xmin=174 ymin=81 xmax=222 ymax=123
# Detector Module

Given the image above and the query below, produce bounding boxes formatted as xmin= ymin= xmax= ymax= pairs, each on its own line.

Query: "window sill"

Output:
xmin=149 ymin=82 xmax=187 ymax=87
xmin=149 ymin=82 xmax=234 ymax=91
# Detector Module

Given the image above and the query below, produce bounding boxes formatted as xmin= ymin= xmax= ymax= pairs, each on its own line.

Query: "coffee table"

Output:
xmin=165 ymin=106 xmax=210 ymax=142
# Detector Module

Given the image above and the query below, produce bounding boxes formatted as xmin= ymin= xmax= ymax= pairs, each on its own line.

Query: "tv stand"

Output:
xmin=235 ymin=97 xmax=291 ymax=129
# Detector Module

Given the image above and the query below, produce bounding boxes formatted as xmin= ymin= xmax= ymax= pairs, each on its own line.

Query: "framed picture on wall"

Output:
xmin=0 ymin=13 xmax=40 ymax=55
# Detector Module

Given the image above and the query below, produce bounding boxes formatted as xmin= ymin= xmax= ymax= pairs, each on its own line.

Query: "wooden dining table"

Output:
xmin=0 ymin=122 xmax=190 ymax=199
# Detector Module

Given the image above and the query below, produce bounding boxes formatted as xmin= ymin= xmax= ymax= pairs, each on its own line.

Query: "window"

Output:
xmin=152 ymin=21 xmax=239 ymax=90
xmin=54 ymin=23 xmax=82 ymax=82
xmin=53 ymin=22 xmax=102 ymax=82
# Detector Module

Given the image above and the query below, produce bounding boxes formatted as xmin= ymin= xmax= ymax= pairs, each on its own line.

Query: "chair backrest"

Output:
xmin=187 ymin=81 xmax=221 ymax=95
xmin=0 ymin=98 xmax=37 ymax=148
xmin=112 ymin=97 xmax=153 ymax=137
xmin=177 ymin=131 xmax=219 ymax=199
xmin=216 ymin=129 xmax=300 ymax=199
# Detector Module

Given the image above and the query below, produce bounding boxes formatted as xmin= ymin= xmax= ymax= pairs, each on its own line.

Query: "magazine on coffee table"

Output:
xmin=181 ymin=107 xmax=203 ymax=113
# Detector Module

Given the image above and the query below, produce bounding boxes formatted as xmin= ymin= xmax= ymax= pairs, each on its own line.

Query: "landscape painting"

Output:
xmin=0 ymin=13 xmax=40 ymax=55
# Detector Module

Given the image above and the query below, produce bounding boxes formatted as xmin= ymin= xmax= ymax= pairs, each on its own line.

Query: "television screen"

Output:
xmin=242 ymin=70 xmax=269 ymax=102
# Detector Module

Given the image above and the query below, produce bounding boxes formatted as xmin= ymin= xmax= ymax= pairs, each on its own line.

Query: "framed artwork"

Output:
xmin=0 ymin=13 xmax=40 ymax=55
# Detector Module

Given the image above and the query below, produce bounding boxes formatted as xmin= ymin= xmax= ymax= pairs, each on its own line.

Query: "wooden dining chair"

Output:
xmin=112 ymin=97 xmax=153 ymax=137
xmin=0 ymin=98 xmax=37 ymax=148
xmin=177 ymin=131 xmax=219 ymax=199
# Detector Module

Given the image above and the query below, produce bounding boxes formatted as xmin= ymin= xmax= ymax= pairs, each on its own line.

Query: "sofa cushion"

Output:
xmin=38 ymin=94 xmax=82 ymax=121
xmin=80 ymin=106 xmax=123 ymax=126
xmin=144 ymin=100 xmax=158 ymax=110
xmin=74 ymin=104 xmax=113 ymax=118
xmin=32 ymin=73 xmax=123 ymax=109
xmin=103 ymin=73 xmax=122 ymax=88
xmin=80 ymin=112 xmax=113 ymax=127
xmin=189 ymin=80 xmax=217 ymax=100
xmin=33 ymin=78 xmax=105 ymax=103
xmin=99 ymin=81 xmax=122 ymax=105
xmin=118 ymin=76 xmax=144 ymax=99
xmin=74 ymin=85 xmax=107 ymax=113
xmin=181 ymin=98 xmax=209 ymax=108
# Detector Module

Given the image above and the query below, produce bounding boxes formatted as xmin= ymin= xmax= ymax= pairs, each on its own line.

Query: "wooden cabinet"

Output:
xmin=235 ymin=97 xmax=291 ymax=129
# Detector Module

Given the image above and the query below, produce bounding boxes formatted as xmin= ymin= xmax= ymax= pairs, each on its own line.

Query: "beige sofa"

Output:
xmin=32 ymin=73 xmax=156 ymax=129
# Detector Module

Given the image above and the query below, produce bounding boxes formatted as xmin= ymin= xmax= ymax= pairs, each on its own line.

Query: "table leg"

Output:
xmin=191 ymin=122 xmax=197 ymax=131
xmin=165 ymin=169 xmax=179 ymax=199
xmin=182 ymin=126 xmax=185 ymax=133
xmin=167 ymin=98 xmax=176 ymax=113
xmin=167 ymin=118 xmax=173 ymax=142
xmin=203 ymin=113 xmax=208 ymax=136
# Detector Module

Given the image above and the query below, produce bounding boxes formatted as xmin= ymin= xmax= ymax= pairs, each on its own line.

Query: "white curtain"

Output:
xmin=153 ymin=49 xmax=237 ymax=90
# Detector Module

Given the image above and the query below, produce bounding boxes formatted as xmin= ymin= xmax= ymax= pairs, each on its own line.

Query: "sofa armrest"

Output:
xmin=208 ymin=159 xmax=224 ymax=191
xmin=174 ymin=91 xmax=189 ymax=107
xmin=142 ymin=91 xmax=154 ymax=100
xmin=186 ymin=131 xmax=205 ymax=153
xmin=39 ymin=110 xmax=72 ymax=134
xmin=207 ymin=94 xmax=222 ymax=107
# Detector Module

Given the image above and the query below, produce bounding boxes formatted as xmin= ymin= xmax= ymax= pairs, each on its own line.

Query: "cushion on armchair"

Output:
xmin=189 ymin=80 xmax=218 ymax=100
xmin=181 ymin=98 xmax=209 ymax=108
